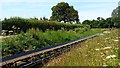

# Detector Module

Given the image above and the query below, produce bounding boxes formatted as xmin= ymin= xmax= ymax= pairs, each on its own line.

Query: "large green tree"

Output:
xmin=111 ymin=6 xmax=120 ymax=28
xmin=50 ymin=2 xmax=79 ymax=23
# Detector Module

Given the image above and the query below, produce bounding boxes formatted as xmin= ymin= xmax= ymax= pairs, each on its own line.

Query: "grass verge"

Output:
xmin=46 ymin=29 xmax=119 ymax=66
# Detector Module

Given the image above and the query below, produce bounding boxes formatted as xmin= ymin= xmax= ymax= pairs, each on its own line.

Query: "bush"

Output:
xmin=74 ymin=25 xmax=90 ymax=33
xmin=2 ymin=17 xmax=89 ymax=35
xmin=1 ymin=28 xmax=102 ymax=58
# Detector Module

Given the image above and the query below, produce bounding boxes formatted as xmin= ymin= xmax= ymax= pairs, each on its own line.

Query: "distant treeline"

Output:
xmin=82 ymin=6 xmax=120 ymax=28
xmin=2 ymin=17 xmax=89 ymax=34
xmin=82 ymin=17 xmax=120 ymax=28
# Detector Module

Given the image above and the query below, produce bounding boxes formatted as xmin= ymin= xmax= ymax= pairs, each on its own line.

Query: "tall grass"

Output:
xmin=46 ymin=29 xmax=119 ymax=66
xmin=1 ymin=28 xmax=103 ymax=58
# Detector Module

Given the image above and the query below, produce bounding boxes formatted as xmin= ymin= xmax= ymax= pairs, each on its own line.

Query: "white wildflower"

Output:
xmin=103 ymin=31 xmax=110 ymax=34
xmin=106 ymin=55 xmax=116 ymax=59
xmin=106 ymin=56 xmax=111 ymax=59
xmin=100 ymin=52 xmax=103 ymax=55
xmin=102 ymin=46 xmax=112 ymax=50
xmin=105 ymin=38 xmax=109 ymax=40
xmin=118 ymin=63 xmax=120 ymax=66
xmin=0 ymin=36 xmax=3 ymax=39
xmin=115 ymin=48 xmax=119 ymax=50
xmin=97 ymin=43 xmax=100 ymax=45
xmin=99 ymin=33 xmax=104 ymax=35
xmin=114 ymin=40 xmax=119 ymax=42
xmin=95 ymin=49 xmax=100 ymax=51
xmin=103 ymin=65 xmax=108 ymax=67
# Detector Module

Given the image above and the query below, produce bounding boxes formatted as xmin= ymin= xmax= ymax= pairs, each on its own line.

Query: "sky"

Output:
xmin=0 ymin=0 xmax=119 ymax=22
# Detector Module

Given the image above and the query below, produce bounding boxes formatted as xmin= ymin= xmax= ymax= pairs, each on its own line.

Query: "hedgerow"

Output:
xmin=2 ymin=17 xmax=89 ymax=35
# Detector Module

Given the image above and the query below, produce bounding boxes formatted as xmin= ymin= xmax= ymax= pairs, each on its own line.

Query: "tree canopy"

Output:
xmin=50 ymin=2 xmax=79 ymax=23
xmin=82 ymin=5 xmax=120 ymax=28
xmin=111 ymin=6 xmax=120 ymax=28
xmin=82 ymin=17 xmax=114 ymax=28
xmin=112 ymin=6 xmax=120 ymax=18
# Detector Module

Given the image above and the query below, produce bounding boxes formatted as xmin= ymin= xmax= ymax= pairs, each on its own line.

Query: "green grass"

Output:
xmin=1 ymin=28 xmax=103 ymax=58
xmin=46 ymin=29 xmax=119 ymax=66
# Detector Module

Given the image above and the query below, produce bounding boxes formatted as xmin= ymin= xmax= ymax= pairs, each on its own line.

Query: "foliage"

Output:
xmin=74 ymin=26 xmax=90 ymax=33
xmin=2 ymin=30 xmax=54 ymax=57
xmin=50 ymin=2 xmax=79 ymax=23
xmin=1 ymin=28 xmax=101 ymax=58
xmin=82 ymin=6 xmax=120 ymax=28
xmin=112 ymin=6 xmax=120 ymax=18
xmin=82 ymin=17 xmax=116 ymax=28
xmin=47 ymin=29 xmax=119 ymax=66
xmin=2 ymin=17 xmax=88 ymax=35
xmin=111 ymin=6 xmax=120 ymax=28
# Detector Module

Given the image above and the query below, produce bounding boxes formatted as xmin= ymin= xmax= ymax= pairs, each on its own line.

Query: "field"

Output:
xmin=46 ymin=29 xmax=119 ymax=66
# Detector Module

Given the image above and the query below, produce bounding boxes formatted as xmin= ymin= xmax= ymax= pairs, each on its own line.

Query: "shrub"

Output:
xmin=1 ymin=28 xmax=101 ymax=58
xmin=2 ymin=17 xmax=90 ymax=35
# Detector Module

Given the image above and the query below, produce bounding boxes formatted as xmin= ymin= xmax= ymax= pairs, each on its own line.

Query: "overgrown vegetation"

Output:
xmin=1 ymin=2 xmax=119 ymax=67
xmin=46 ymin=29 xmax=119 ymax=66
xmin=1 ymin=28 xmax=102 ymax=58
xmin=2 ymin=17 xmax=89 ymax=35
